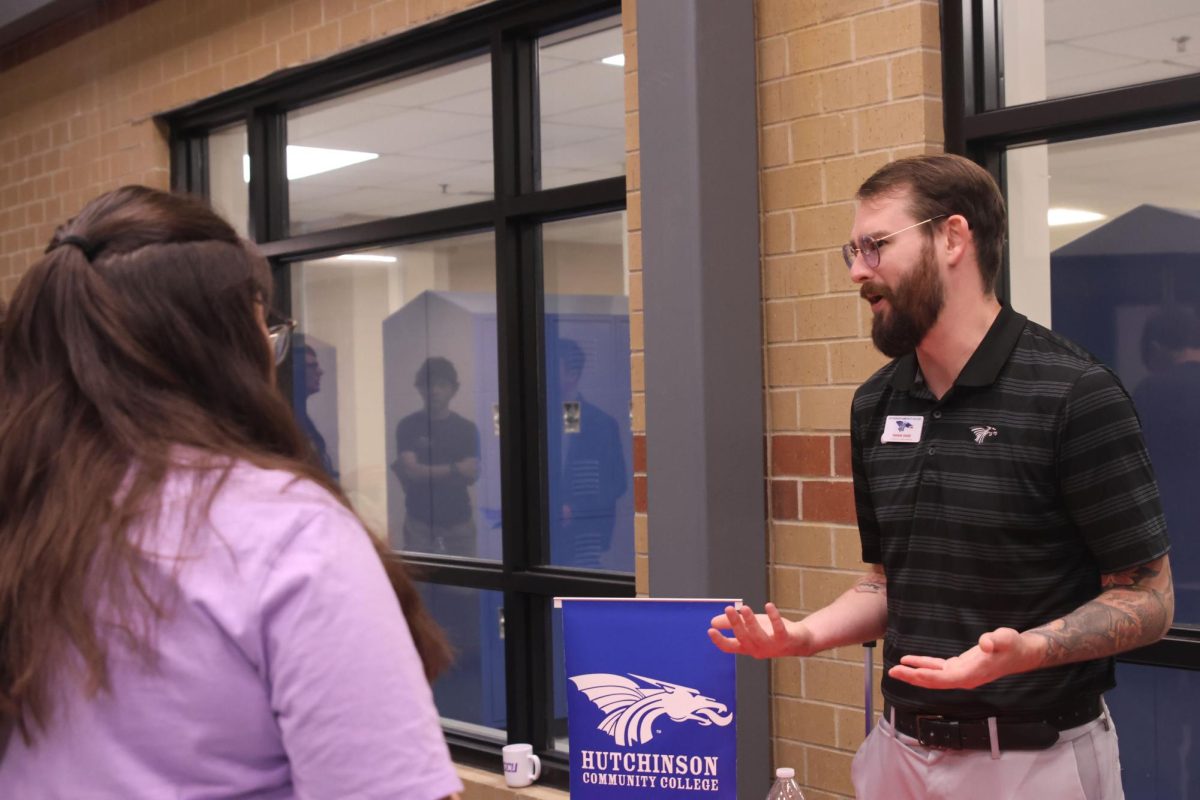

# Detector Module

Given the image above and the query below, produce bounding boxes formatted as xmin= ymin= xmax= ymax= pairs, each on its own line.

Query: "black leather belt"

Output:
xmin=883 ymin=696 xmax=1102 ymax=751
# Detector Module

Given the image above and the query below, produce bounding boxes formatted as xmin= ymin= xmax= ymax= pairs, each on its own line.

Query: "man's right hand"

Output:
xmin=707 ymin=602 xmax=814 ymax=659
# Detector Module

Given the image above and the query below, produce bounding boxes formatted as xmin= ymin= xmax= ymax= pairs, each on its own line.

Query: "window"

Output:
xmin=945 ymin=3 xmax=1200 ymax=796
xmin=165 ymin=1 xmax=627 ymax=787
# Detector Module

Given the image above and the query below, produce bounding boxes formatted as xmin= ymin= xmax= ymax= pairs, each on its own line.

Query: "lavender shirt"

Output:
xmin=0 ymin=462 xmax=463 ymax=800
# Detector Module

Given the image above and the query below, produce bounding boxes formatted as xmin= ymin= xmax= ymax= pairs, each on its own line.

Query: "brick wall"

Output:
xmin=755 ymin=1 xmax=943 ymax=797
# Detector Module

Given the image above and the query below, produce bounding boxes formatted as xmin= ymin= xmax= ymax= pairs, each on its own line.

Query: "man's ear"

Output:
xmin=943 ymin=214 xmax=971 ymax=265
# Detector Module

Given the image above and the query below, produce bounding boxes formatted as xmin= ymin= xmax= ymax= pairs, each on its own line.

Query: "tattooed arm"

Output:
xmin=889 ymin=556 xmax=1174 ymax=690
xmin=709 ymin=564 xmax=889 ymax=659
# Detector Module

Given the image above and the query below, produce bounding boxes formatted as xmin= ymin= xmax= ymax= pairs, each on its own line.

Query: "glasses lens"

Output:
xmin=861 ymin=236 xmax=880 ymax=269
xmin=268 ymin=323 xmax=293 ymax=365
xmin=841 ymin=243 xmax=856 ymax=269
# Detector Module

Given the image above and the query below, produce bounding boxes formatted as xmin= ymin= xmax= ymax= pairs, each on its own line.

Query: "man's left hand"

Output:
xmin=888 ymin=627 xmax=1042 ymax=690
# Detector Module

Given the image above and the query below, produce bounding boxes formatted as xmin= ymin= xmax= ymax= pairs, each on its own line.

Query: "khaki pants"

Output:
xmin=851 ymin=705 xmax=1124 ymax=800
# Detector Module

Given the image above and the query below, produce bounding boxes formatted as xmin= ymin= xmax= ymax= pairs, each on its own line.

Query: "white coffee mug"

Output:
xmin=502 ymin=743 xmax=541 ymax=788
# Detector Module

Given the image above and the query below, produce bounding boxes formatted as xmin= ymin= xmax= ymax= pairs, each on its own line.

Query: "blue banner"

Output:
xmin=558 ymin=598 xmax=738 ymax=799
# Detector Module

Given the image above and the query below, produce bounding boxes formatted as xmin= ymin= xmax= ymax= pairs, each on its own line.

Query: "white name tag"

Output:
xmin=881 ymin=415 xmax=924 ymax=443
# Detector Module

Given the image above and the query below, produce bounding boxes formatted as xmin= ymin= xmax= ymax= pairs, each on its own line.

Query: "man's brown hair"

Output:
xmin=857 ymin=154 xmax=1008 ymax=293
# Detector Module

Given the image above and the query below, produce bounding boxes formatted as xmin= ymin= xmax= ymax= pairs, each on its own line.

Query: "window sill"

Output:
xmin=457 ymin=764 xmax=570 ymax=799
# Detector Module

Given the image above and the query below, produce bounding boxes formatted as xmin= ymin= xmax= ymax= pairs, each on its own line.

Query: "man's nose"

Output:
xmin=847 ymin=252 xmax=874 ymax=284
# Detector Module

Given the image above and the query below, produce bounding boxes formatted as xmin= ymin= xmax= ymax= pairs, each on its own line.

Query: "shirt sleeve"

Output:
xmin=1057 ymin=363 xmax=1171 ymax=573
xmin=851 ymin=399 xmax=883 ymax=565
xmin=257 ymin=503 xmax=462 ymax=800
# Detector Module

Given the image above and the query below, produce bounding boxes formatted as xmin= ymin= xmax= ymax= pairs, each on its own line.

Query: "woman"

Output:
xmin=0 ymin=186 xmax=462 ymax=799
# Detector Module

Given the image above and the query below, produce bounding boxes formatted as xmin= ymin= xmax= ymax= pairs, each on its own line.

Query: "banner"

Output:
xmin=558 ymin=598 xmax=738 ymax=799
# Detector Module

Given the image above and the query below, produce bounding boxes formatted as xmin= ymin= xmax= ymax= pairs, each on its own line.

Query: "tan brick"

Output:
xmin=626 ymin=150 xmax=640 ymax=190
xmin=768 ymin=343 xmax=828 ymax=387
xmin=763 ymin=211 xmax=793 ymax=256
xmin=624 ymin=70 xmax=638 ymax=113
xmin=794 ymin=295 xmax=859 ymax=341
xmin=627 ymin=190 xmax=641 ymax=231
xmin=819 ymin=0 xmax=888 ymax=23
xmin=766 ymin=300 xmax=796 ymax=343
xmin=836 ymin=706 xmax=867 ymax=751
xmin=773 ymin=522 xmax=834 ymax=568
xmin=779 ymin=73 xmax=822 ymax=119
xmin=769 ymin=389 xmax=800 ymax=430
xmin=799 ymin=386 xmax=856 ymax=429
xmin=830 ymin=339 xmax=887 ymax=383
xmin=757 ymin=0 xmax=820 ymax=37
xmin=339 ymin=9 xmax=373 ymax=46
xmin=794 ymin=202 xmax=854 ymax=251
xmin=855 ymin=99 xmax=942 ymax=151
xmin=309 ymin=21 xmax=341 ymax=57
xmin=833 ymin=526 xmax=867 ymax=569
xmin=763 ymin=163 xmax=824 ymax=211
xmin=771 ymin=739 xmax=809 ymax=783
xmin=623 ymin=31 xmax=637 ymax=73
xmin=625 ymin=110 xmax=639 ymax=152
xmin=634 ymin=513 xmax=648 ymax=554
xmin=771 ymin=564 xmax=804 ymax=610
xmin=787 ymin=20 xmax=852 ymax=73
xmin=855 ymin=2 xmax=940 ymax=59
xmin=629 ymin=311 xmax=643 ymax=350
xmin=801 ymin=568 xmax=855 ymax=610
xmin=804 ymin=657 xmax=863 ymax=706
xmin=761 ymin=124 xmax=790 ymax=168
xmin=621 ymin=0 xmax=636 ymax=32
xmin=636 ymin=553 xmax=649 ymax=594
xmin=629 ymin=271 xmax=642 ymax=312
xmin=772 ymin=655 xmax=803 ymax=698
xmin=807 ymin=745 xmax=856 ymax=797
xmin=767 ymin=253 xmax=828 ymax=298
xmin=627 ymin=230 xmax=642 ymax=270
xmin=819 ymin=60 xmax=888 ymax=112
xmin=825 ymin=151 xmax=890 ymax=201
xmin=632 ymin=392 xmax=645 ymax=433
xmin=777 ymin=698 xmax=838 ymax=746
xmin=759 ymin=36 xmax=788 ymax=81
xmin=279 ymin=31 xmax=310 ymax=66
xmin=891 ymin=49 xmax=942 ymax=99
xmin=247 ymin=45 xmax=280 ymax=79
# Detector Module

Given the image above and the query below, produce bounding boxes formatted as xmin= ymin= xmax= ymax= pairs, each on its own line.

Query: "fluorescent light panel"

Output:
xmin=1047 ymin=208 xmax=1105 ymax=227
xmin=335 ymin=254 xmax=397 ymax=263
xmin=600 ymin=53 xmax=625 ymax=67
xmin=242 ymin=145 xmax=380 ymax=183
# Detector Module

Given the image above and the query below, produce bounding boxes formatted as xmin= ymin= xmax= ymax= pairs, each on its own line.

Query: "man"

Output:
xmin=392 ymin=356 xmax=480 ymax=556
xmin=710 ymin=154 xmax=1173 ymax=799
xmin=294 ymin=343 xmax=338 ymax=480
xmin=548 ymin=338 xmax=628 ymax=568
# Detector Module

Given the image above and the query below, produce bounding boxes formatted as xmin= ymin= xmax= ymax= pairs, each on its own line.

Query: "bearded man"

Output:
xmin=710 ymin=154 xmax=1172 ymax=800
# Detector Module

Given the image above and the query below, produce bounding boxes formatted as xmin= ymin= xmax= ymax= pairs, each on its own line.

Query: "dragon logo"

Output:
xmin=569 ymin=673 xmax=734 ymax=746
xmin=970 ymin=425 xmax=998 ymax=444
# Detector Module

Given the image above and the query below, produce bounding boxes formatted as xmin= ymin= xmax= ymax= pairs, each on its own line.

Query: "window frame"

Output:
xmin=163 ymin=0 xmax=632 ymax=787
xmin=941 ymin=0 xmax=1200 ymax=673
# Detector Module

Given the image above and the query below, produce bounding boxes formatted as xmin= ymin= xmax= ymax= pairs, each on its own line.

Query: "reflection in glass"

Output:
xmin=538 ymin=17 xmax=625 ymax=190
xmin=286 ymin=54 xmax=493 ymax=235
xmin=419 ymin=582 xmax=506 ymax=734
xmin=1105 ymin=662 xmax=1197 ymax=800
xmin=551 ymin=605 xmax=569 ymax=753
xmin=208 ymin=123 xmax=249 ymax=237
xmin=1000 ymin=0 xmax=1200 ymax=107
xmin=542 ymin=212 xmax=633 ymax=572
xmin=289 ymin=231 xmax=498 ymax=553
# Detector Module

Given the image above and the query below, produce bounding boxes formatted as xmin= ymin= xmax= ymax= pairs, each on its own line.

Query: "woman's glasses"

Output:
xmin=266 ymin=313 xmax=297 ymax=366
xmin=841 ymin=215 xmax=946 ymax=270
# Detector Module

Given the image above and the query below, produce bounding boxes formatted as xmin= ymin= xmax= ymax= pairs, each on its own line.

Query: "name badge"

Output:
xmin=881 ymin=415 xmax=924 ymax=443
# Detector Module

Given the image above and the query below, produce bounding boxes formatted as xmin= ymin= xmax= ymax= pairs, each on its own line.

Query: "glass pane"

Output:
xmin=418 ymin=582 xmax=507 ymax=734
xmin=550 ymin=605 xmax=569 ymax=754
xmin=289 ymin=231 xmax=500 ymax=560
xmin=538 ymin=17 xmax=625 ymax=190
xmin=1105 ymin=662 xmax=1199 ymax=799
xmin=1005 ymin=120 xmax=1200 ymax=627
xmin=207 ymin=123 xmax=249 ymax=237
xmin=542 ymin=212 xmax=634 ymax=572
xmin=1000 ymin=0 xmax=1200 ymax=106
xmin=286 ymin=55 xmax=493 ymax=235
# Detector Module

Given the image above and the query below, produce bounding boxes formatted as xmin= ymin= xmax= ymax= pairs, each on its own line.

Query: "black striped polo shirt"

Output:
xmin=851 ymin=303 xmax=1170 ymax=714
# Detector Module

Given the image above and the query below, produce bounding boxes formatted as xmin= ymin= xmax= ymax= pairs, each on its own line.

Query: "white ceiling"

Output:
xmin=285 ymin=18 xmax=624 ymax=235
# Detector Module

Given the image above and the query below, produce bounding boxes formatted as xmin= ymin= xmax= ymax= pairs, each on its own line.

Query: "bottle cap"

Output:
xmin=775 ymin=767 xmax=795 ymax=779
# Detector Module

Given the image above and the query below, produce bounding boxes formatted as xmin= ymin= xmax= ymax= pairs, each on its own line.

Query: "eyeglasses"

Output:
xmin=266 ymin=313 xmax=297 ymax=366
xmin=841 ymin=215 xmax=947 ymax=270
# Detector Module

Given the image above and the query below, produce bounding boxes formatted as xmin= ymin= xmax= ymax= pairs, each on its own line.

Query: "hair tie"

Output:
xmin=52 ymin=234 xmax=98 ymax=260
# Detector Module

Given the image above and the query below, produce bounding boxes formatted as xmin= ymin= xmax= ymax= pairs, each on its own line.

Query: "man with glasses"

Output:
xmin=711 ymin=154 xmax=1172 ymax=799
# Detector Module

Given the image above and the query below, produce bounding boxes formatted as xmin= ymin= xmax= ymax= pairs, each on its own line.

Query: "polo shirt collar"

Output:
xmin=889 ymin=304 xmax=1027 ymax=391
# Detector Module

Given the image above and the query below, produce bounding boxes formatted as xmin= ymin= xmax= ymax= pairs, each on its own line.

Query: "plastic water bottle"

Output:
xmin=766 ymin=767 xmax=805 ymax=799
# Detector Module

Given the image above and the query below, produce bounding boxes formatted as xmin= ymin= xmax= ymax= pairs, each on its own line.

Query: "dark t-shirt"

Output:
xmin=852 ymin=305 xmax=1169 ymax=715
xmin=394 ymin=411 xmax=480 ymax=526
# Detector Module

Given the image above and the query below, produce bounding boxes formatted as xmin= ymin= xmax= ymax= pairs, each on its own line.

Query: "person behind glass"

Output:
xmin=295 ymin=341 xmax=339 ymax=481
xmin=1133 ymin=306 xmax=1200 ymax=622
xmin=710 ymin=155 xmax=1173 ymax=800
xmin=0 ymin=187 xmax=463 ymax=800
xmin=393 ymin=356 xmax=480 ymax=556
xmin=550 ymin=338 xmax=628 ymax=568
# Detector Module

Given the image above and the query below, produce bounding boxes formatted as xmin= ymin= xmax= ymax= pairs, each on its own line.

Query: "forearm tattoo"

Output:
xmin=853 ymin=571 xmax=887 ymax=594
xmin=1027 ymin=559 xmax=1173 ymax=668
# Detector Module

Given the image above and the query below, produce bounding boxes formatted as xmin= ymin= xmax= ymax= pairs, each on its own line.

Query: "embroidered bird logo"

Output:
xmin=970 ymin=425 xmax=998 ymax=444
xmin=569 ymin=673 xmax=734 ymax=746
xmin=896 ymin=420 xmax=913 ymax=431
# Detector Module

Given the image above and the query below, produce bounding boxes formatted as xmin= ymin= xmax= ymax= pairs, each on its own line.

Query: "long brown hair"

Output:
xmin=0 ymin=186 xmax=451 ymax=741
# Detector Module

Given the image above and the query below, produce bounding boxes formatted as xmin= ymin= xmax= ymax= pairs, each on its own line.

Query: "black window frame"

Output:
xmin=941 ymin=0 xmax=1200 ymax=672
xmin=163 ymin=0 xmax=632 ymax=787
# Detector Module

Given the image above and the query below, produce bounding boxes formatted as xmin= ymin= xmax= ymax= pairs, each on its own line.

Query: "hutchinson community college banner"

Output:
xmin=557 ymin=598 xmax=738 ymax=799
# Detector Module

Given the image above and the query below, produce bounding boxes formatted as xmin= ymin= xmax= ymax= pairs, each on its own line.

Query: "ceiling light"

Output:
xmin=242 ymin=146 xmax=380 ymax=183
xmin=335 ymin=254 xmax=398 ymax=263
xmin=600 ymin=54 xmax=625 ymax=67
xmin=1047 ymin=208 xmax=1105 ymax=227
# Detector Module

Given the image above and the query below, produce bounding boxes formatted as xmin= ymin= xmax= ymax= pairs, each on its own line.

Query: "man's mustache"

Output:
xmin=860 ymin=282 xmax=893 ymax=302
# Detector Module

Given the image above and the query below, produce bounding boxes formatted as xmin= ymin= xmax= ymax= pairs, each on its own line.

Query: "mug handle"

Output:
xmin=529 ymin=754 xmax=541 ymax=781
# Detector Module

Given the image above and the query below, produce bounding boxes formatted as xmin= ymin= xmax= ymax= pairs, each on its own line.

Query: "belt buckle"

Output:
xmin=915 ymin=714 xmax=961 ymax=749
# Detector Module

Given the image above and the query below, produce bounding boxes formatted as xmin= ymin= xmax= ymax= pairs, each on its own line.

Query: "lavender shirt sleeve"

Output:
xmin=256 ymin=504 xmax=462 ymax=800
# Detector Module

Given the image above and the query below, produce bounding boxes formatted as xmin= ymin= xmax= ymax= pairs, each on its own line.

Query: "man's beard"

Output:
xmin=863 ymin=242 xmax=945 ymax=358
